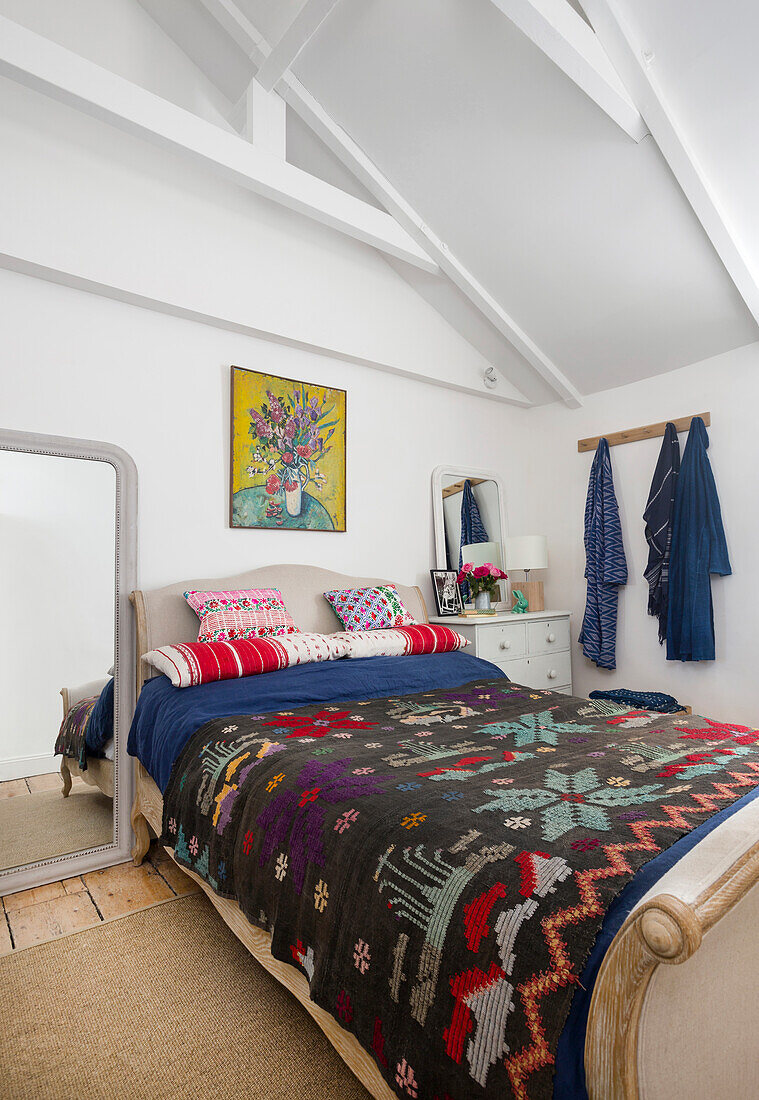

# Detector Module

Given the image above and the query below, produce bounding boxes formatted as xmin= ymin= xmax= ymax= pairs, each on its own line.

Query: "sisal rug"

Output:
xmin=0 ymin=893 xmax=372 ymax=1100
xmin=0 ymin=786 xmax=113 ymax=870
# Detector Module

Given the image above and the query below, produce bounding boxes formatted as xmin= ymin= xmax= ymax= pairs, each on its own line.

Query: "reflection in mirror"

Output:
xmin=0 ymin=450 xmax=116 ymax=872
xmin=432 ymin=467 xmax=508 ymax=608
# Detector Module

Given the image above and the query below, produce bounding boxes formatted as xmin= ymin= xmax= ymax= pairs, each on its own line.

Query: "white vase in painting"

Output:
xmin=284 ymin=477 xmax=302 ymax=517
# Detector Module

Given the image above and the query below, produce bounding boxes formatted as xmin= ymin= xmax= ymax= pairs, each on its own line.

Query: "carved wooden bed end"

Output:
xmin=585 ymin=835 xmax=759 ymax=1099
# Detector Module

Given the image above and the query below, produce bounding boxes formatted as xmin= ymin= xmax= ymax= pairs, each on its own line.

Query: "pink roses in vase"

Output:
xmin=457 ymin=562 xmax=508 ymax=609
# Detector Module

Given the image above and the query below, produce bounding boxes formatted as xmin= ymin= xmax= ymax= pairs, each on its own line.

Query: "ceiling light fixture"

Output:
xmin=483 ymin=366 xmax=498 ymax=389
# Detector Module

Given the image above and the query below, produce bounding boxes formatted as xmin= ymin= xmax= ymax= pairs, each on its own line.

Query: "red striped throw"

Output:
xmin=336 ymin=624 xmax=470 ymax=659
xmin=144 ymin=633 xmax=349 ymax=688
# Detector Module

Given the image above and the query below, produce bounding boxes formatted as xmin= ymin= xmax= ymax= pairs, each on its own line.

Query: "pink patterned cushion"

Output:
xmin=183 ymin=588 xmax=298 ymax=643
xmin=323 ymin=585 xmax=417 ymax=631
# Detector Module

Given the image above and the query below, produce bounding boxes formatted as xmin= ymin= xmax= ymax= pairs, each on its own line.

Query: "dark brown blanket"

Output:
xmin=55 ymin=696 xmax=97 ymax=770
xmin=162 ymin=678 xmax=759 ymax=1099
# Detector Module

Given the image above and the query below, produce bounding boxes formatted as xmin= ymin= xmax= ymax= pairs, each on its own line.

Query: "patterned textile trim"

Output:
xmin=336 ymin=624 xmax=469 ymax=659
xmin=184 ymin=588 xmax=299 ymax=643
xmin=144 ymin=633 xmax=350 ymax=688
xmin=55 ymin=696 xmax=98 ymax=770
xmin=324 ymin=585 xmax=416 ymax=631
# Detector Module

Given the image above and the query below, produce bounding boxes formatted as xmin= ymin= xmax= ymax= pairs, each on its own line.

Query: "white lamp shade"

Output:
xmin=503 ymin=535 xmax=548 ymax=571
xmin=460 ymin=541 xmax=502 ymax=569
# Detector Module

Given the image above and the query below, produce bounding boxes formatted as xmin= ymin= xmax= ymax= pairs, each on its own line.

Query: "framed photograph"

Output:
xmin=430 ymin=569 xmax=464 ymax=617
xmin=230 ymin=365 xmax=346 ymax=531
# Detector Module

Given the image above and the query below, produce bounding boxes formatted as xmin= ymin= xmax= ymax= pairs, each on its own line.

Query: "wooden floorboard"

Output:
xmin=0 ymin=843 xmax=190 ymax=953
xmin=7 ymin=890 xmax=101 ymax=949
xmin=3 ymin=882 xmax=67 ymax=913
xmin=84 ymin=859 xmax=175 ymax=920
xmin=0 ymin=779 xmax=30 ymax=799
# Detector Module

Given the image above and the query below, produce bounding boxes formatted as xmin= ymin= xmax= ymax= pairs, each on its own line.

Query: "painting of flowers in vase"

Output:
xmin=230 ymin=365 xmax=346 ymax=531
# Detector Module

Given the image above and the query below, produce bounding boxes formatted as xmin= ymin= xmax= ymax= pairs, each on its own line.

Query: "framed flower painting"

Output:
xmin=230 ymin=365 xmax=346 ymax=531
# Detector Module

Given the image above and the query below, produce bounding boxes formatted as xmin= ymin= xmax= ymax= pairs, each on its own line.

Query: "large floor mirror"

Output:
xmin=0 ymin=429 xmax=137 ymax=894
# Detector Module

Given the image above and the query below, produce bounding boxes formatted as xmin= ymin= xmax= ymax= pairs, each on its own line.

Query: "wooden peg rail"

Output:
xmin=577 ymin=412 xmax=711 ymax=454
xmin=441 ymin=476 xmax=487 ymax=499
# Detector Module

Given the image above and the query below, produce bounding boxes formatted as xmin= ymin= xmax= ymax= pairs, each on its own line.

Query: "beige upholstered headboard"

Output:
xmin=131 ymin=564 xmax=428 ymax=690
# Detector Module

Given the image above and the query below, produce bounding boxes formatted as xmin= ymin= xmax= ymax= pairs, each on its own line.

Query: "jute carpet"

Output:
xmin=0 ymin=787 xmax=113 ymax=870
xmin=0 ymin=893 xmax=372 ymax=1099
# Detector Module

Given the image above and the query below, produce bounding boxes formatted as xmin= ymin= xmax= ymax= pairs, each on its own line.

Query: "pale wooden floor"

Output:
xmin=0 ymin=771 xmax=81 ymax=798
xmin=0 ymin=841 xmax=199 ymax=955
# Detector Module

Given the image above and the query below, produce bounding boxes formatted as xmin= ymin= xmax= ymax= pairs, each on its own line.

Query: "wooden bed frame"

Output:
xmin=129 ymin=565 xmax=759 ymax=1100
xmin=59 ymin=684 xmax=114 ymax=800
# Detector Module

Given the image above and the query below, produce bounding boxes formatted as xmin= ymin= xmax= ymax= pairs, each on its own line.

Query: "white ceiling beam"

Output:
xmin=255 ymin=0 xmax=342 ymax=94
xmin=487 ymin=0 xmax=647 ymax=141
xmin=198 ymin=0 xmax=583 ymax=407
xmin=243 ymin=82 xmax=286 ymax=157
xmin=580 ymin=0 xmax=759 ymax=325
xmin=0 ymin=14 xmax=437 ymax=275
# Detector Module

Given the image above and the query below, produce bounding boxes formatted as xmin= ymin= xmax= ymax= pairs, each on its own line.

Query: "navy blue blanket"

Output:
xmin=85 ymin=677 xmax=115 ymax=754
xmin=128 ymin=651 xmax=504 ymax=793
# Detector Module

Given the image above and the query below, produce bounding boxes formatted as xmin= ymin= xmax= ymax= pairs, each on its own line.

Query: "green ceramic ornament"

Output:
xmin=511 ymin=589 xmax=529 ymax=614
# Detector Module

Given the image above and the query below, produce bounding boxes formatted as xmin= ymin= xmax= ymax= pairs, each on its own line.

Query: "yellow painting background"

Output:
xmin=231 ymin=366 xmax=346 ymax=530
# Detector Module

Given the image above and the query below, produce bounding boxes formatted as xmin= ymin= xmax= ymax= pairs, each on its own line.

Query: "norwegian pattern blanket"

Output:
xmin=161 ymin=679 xmax=759 ymax=1100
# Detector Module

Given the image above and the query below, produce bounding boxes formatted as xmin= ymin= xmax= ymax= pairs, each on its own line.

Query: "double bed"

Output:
xmin=128 ymin=565 xmax=759 ymax=1099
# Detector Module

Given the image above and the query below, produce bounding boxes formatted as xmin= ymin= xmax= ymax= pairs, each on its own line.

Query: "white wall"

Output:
xmin=1 ymin=268 xmax=531 ymax=599
xmin=0 ymin=451 xmax=115 ymax=777
xmin=525 ymin=341 xmax=759 ymax=723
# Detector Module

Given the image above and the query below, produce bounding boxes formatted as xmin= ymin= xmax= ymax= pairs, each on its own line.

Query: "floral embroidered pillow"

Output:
xmin=323 ymin=585 xmax=416 ymax=631
xmin=184 ymin=588 xmax=299 ymax=643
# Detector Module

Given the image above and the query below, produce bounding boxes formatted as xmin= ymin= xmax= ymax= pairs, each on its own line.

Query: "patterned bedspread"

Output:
xmin=55 ymin=696 xmax=98 ymax=770
xmin=161 ymin=678 xmax=759 ymax=1099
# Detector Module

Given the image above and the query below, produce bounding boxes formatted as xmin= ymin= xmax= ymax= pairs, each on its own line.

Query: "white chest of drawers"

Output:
xmin=429 ymin=610 xmax=573 ymax=694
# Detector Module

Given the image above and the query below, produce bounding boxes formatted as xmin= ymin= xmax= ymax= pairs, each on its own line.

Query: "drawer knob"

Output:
xmin=547 ymin=669 xmax=557 ymax=679
xmin=500 ymin=640 xmax=511 ymax=651
xmin=546 ymin=632 xmax=556 ymax=643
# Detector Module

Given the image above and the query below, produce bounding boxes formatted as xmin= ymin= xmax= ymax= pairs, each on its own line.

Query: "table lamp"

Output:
xmin=503 ymin=535 xmax=548 ymax=611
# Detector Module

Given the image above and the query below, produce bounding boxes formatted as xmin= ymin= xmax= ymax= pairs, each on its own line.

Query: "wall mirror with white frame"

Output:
xmin=431 ymin=465 xmax=509 ymax=608
xmin=0 ymin=429 xmax=137 ymax=895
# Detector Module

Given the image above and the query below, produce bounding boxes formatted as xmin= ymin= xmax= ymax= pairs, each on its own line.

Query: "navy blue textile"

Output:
xmin=579 ymin=439 xmax=627 ymax=670
xmin=457 ymin=479 xmax=489 ymax=598
xmin=553 ymin=781 xmax=759 ymax=1098
xmin=127 ymin=651 xmax=505 ymax=792
xmin=588 ymin=688 xmax=684 ymax=714
xmin=85 ymin=677 xmax=114 ymax=754
xmin=667 ymin=417 xmax=731 ymax=661
xmin=643 ymin=422 xmax=680 ymax=644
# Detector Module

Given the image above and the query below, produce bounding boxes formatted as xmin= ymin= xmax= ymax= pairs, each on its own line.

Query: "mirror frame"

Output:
xmin=0 ymin=428 xmax=137 ymax=893
xmin=431 ymin=463 xmax=509 ymax=574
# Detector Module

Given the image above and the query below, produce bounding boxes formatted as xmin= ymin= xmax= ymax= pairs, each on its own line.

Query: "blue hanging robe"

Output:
xmin=579 ymin=438 xmax=627 ymax=670
xmin=643 ymin=423 xmax=680 ymax=643
xmin=667 ymin=417 xmax=730 ymax=661
xmin=458 ymin=479 xmax=488 ymax=599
